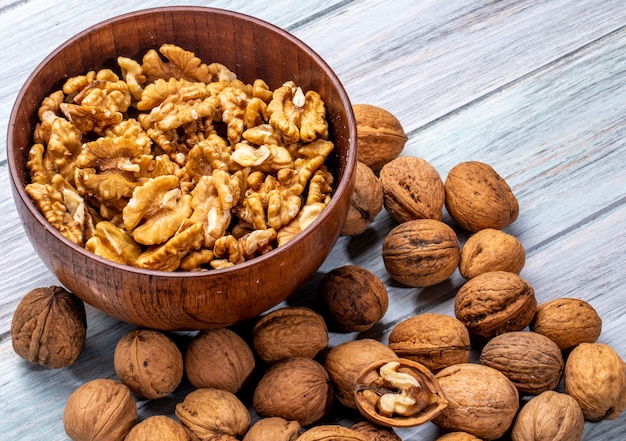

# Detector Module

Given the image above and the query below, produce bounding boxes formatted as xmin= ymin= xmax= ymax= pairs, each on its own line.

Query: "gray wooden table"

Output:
xmin=0 ymin=1 xmax=624 ymax=440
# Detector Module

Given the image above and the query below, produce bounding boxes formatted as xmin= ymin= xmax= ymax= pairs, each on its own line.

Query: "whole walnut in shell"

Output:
xmin=175 ymin=388 xmax=250 ymax=440
xmin=243 ymin=417 xmax=301 ymax=441
xmin=350 ymin=420 xmax=402 ymax=441
xmin=296 ymin=425 xmax=368 ymax=441
xmin=341 ymin=161 xmax=384 ymax=236
xmin=252 ymin=306 xmax=328 ymax=363
xmin=563 ymin=342 xmax=626 ymax=421
xmin=388 ymin=313 xmax=470 ymax=372
xmin=319 ymin=265 xmax=388 ymax=332
xmin=432 ymin=363 xmax=519 ymax=440
xmin=11 ymin=286 xmax=86 ymax=369
xmin=125 ymin=415 xmax=189 ymax=441
xmin=530 ymin=297 xmax=602 ymax=351
xmin=511 ymin=391 xmax=584 ymax=441
xmin=379 ymin=155 xmax=445 ymax=223
xmin=63 ymin=378 xmax=137 ymax=441
xmin=434 ymin=433 xmax=483 ymax=441
xmin=325 ymin=338 xmax=398 ymax=408
xmin=445 ymin=161 xmax=519 ymax=232
xmin=479 ymin=331 xmax=564 ymax=395
xmin=459 ymin=228 xmax=525 ymax=279
xmin=184 ymin=327 xmax=255 ymax=393
xmin=454 ymin=271 xmax=537 ymax=340
xmin=382 ymin=219 xmax=460 ymax=287
xmin=353 ymin=104 xmax=407 ymax=172
xmin=113 ymin=329 xmax=183 ymax=399
xmin=253 ymin=357 xmax=333 ymax=426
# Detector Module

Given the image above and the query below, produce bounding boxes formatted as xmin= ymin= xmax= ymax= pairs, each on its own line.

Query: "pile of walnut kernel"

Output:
xmin=24 ymin=43 xmax=335 ymax=271
xmin=12 ymin=98 xmax=626 ymax=439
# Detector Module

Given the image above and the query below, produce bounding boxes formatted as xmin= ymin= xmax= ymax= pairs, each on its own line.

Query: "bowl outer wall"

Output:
xmin=7 ymin=7 xmax=357 ymax=330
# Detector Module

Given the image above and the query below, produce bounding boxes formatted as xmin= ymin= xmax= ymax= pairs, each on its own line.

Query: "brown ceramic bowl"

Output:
xmin=7 ymin=7 xmax=356 ymax=331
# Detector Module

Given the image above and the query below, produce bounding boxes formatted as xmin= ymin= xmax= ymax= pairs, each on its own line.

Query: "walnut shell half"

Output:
xmin=11 ymin=286 xmax=86 ymax=369
xmin=354 ymin=358 xmax=448 ymax=428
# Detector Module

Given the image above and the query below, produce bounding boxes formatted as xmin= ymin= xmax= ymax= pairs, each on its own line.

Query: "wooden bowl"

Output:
xmin=7 ymin=7 xmax=356 ymax=331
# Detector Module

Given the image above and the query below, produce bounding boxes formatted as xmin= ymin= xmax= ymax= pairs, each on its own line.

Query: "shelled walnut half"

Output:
xmin=354 ymin=359 xmax=447 ymax=427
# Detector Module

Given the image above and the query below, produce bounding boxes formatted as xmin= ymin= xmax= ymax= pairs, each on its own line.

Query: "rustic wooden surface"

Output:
xmin=0 ymin=1 xmax=624 ymax=440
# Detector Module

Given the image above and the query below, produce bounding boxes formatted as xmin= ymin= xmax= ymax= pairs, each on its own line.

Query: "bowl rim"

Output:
xmin=7 ymin=5 xmax=357 ymax=278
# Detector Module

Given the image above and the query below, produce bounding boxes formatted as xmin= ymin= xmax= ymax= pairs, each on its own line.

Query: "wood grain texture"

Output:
xmin=0 ymin=0 xmax=624 ymax=440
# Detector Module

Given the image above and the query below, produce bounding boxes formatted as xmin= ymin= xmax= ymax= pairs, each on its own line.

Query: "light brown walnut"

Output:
xmin=253 ymin=357 xmax=333 ymax=426
xmin=113 ymin=329 xmax=183 ymax=400
xmin=479 ymin=331 xmax=564 ymax=395
xmin=184 ymin=327 xmax=255 ymax=393
xmin=319 ymin=265 xmax=388 ymax=332
xmin=433 ymin=363 xmax=519 ymax=440
xmin=445 ymin=161 xmax=519 ymax=232
xmin=530 ymin=297 xmax=602 ymax=351
xmin=454 ymin=271 xmax=537 ymax=340
xmin=434 ymin=433 xmax=483 ymax=441
xmin=11 ymin=286 xmax=86 ymax=369
xmin=459 ymin=228 xmax=525 ymax=279
xmin=252 ymin=306 xmax=328 ymax=363
xmin=325 ymin=339 xmax=398 ymax=409
xmin=242 ymin=417 xmax=301 ymax=441
xmin=63 ymin=378 xmax=137 ymax=441
xmin=382 ymin=219 xmax=460 ymax=287
xmin=296 ymin=425 xmax=367 ymax=441
xmin=388 ymin=313 xmax=470 ymax=373
xmin=563 ymin=342 xmax=626 ymax=421
xmin=379 ymin=155 xmax=445 ymax=223
xmin=341 ymin=161 xmax=383 ymax=236
xmin=124 ymin=415 xmax=189 ymax=441
xmin=511 ymin=391 xmax=584 ymax=441
xmin=352 ymin=104 xmax=407 ymax=172
xmin=175 ymin=388 xmax=250 ymax=440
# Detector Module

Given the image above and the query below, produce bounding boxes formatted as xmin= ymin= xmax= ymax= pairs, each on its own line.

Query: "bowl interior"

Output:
xmin=8 ymin=7 xmax=356 ymax=330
